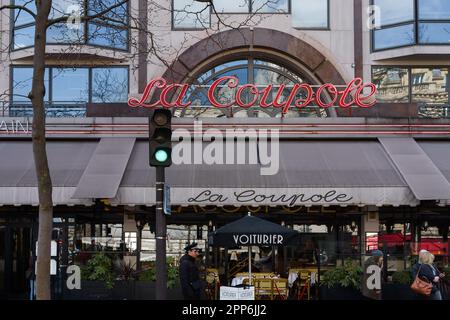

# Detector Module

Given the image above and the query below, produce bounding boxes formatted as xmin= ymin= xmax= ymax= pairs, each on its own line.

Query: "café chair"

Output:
xmin=297 ymin=271 xmax=311 ymax=300
xmin=272 ymin=278 xmax=288 ymax=300
xmin=254 ymin=278 xmax=274 ymax=300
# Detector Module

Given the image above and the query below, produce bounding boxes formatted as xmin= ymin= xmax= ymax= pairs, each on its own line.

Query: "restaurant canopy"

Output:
xmin=2 ymin=138 xmax=450 ymax=206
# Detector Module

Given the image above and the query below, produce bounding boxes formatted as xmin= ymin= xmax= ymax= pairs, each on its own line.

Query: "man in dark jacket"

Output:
xmin=179 ymin=242 xmax=203 ymax=300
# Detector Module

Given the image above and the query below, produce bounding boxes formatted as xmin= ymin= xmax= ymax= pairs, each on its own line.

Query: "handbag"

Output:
xmin=410 ymin=265 xmax=432 ymax=296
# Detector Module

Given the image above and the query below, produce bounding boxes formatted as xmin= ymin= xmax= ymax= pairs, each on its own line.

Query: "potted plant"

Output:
xmin=64 ymin=252 xmax=116 ymax=300
xmin=135 ymin=258 xmax=182 ymax=300
xmin=112 ymin=259 xmax=139 ymax=299
xmin=320 ymin=259 xmax=363 ymax=300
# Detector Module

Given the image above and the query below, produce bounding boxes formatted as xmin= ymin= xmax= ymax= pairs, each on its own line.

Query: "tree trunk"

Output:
xmin=32 ymin=0 xmax=53 ymax=300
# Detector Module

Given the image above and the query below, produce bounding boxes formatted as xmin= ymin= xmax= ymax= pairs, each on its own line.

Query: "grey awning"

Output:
xmin=0 ymin=140 xmax=98 ymax=205
xmin=0 ymin=139 xmax=434 ymax=207
xmin=72 ymin=138 xmax=135 ymax=199
xmin=114 ymin=140 xmax=418 ymax=207
xmin=379 ymin=138 xmax=450 ymax=201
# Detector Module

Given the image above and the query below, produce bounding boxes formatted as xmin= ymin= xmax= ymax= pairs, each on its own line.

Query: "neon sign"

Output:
xmin=128 ymin=76 xmax=377 ymax=113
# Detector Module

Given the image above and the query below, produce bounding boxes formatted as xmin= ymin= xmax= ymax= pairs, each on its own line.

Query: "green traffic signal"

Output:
xmin=149 ymin=109 xmax=172 ymax=167
xmin=155 ymin=149 xmax=168 ymax=163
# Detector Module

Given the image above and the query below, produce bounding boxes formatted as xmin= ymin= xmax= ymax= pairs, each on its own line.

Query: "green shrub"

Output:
xmin=138 ymin=258 xmax=179 ymax=289
xmin=442 ymin=266 xmax=450 ymax=283
xmin=81 ymin=252 xmax=115 ymax=289
xmin=391 ymin=270 xmax=412 ymax=285
xmin=321 ymin=259 xmax=363 ymax=290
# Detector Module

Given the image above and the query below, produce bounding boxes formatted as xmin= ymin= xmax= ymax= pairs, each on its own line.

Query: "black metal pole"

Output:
xmin=155 ymin=167 xmax=167 ymax=299
xmin=136 ymin=225 xmax=143 ymax=274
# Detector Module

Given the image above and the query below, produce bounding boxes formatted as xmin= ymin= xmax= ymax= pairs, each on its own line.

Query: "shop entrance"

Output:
xmin=0 ymin=222 xmax=33 ymax=299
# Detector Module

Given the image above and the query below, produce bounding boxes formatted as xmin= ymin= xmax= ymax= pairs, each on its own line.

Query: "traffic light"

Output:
xmin=149 ymin=109 xmax=172 ymax=167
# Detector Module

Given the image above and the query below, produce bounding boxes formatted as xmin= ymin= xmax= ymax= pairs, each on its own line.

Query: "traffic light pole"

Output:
xmin=155 ymin=167 xmax=167 ymax=300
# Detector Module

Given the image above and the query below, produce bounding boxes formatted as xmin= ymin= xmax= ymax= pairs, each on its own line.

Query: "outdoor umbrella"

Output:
xmin=209 ymin=214 xmax=299 ymax=284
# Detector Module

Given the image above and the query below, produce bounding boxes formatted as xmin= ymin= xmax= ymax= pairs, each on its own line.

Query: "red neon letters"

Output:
xmin=128 ymin=76 xmax=377 ymax=112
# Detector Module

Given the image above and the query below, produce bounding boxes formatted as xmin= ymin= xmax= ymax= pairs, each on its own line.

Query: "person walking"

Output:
xmin=412 ymin=250 xmax=445 ymax=300
xmin=362 ymin=249 xmax=384 ymax=300
xmin=179 ymin=242 xmax=203 ymax=300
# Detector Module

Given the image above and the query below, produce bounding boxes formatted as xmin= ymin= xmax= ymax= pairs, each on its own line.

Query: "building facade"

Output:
xmin=1 ymin=0 xmax=450 ymax=299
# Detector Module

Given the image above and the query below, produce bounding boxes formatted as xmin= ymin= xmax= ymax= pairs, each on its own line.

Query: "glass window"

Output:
xmin=92 ymin=68 xmax=129 ymax=102
xmin=13 ymin=26 xmax=35 ymax=49
xmin=12 ymin=68 xmax=49 ymax=102
xmin=252 ymin=0 xmax=288 ymax=13
xmin=52 ymin=68 xmax=89 ymax=103
xmin=213 ymin=0 xmax=249 ymax=13
xmin=13 ymin=0 xmax=36 ymax=26
xmin=292 ymin=0 xmax=328 ymax=29
xmin=373 ymin=23 xmax=415 ymax=50
xmin=177 ymin=58 xmax=325 ymax=119
xmin=173 ymin=0 xmax=210 ymax=29
xmin=47 ymin=23 xmax=84 ymax=44
xmin=418 ymin=0 xmax=450 ymax=20
xmin=372 ymin=67 xmax=410 ymax=103
xmin=50 ymin=0 xmax=84 ymax=19
xmin=88 ymin=0 xmax=128 ymax=25
xmin=412 ymin=68 xmax=449 ymax=103
xmin=419 ymin=23 xmax=450 ymax=44
xmin=374 ymin=0 xmax=414 ymax=26
xmin=87 ymin=23 xmax=128 ymax=50
xmin=13 ymin=0 xmax=129 ymax=50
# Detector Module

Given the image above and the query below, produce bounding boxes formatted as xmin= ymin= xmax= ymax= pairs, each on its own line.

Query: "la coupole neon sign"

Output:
xmin=128 ymin=76 xmax=377 ymax=113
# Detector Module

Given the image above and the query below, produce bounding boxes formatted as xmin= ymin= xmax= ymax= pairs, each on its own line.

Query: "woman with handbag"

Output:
xmin=413 ymin=250 xmax=445 ymax=300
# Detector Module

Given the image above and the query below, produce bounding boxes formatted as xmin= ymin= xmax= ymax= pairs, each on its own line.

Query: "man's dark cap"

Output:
xmin=184 ymin=242 xmax=199 ymax=252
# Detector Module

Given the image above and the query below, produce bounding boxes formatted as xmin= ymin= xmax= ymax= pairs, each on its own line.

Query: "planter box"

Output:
xmin=382 ymin=283 xmax=415 ymax=300
xmin=63 ymin=280 xmax=113 ymax=300
xmin=319 ymin=286 xmax=364 ymax=300
xmin=63 ymin=280 xmax=182 ymax=300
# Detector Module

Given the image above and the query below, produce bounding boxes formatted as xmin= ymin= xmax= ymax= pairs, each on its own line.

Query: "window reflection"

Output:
xmin=372 ymin=67 xmax=409 ymax=103
xmin=13 ymin=0 xmax=36 ymax=26
xmin=13 ymin=0 xmax=129 ymax=50
xmin=11 ymin=66 xmax=129 ymax=117
xmin=213 ymin=0 xmax=249 ymax=13
xmin=88 ymin=23 xmax=128 ymax=50
xmin=252 ymin=0 xmax=288 ymax=13
xmin=52 ymin=68 xmax=89 ymax=103
xmin=176 ymin=58 xmax=326 ymax=119
xmin=12 ymin=68 xmax=49 ymax=102
xmin=292 ymin=0 xmax=328 ymax=29
xmin=373 ymin=0 xmax=450 ymax=50
xmin=92 ymin=68 xmax=129 ymax=103
xmin=173 ymin=0 xmax=210 ymax=29
xmin=412 ymin=68 xmax=449 ymax=103
xmin=50 ymin=0 xmax=84 ymax=19
xmin=418 ymin=0 xmax=450 ymax=20
xmin=374 ymin=0 xmax=414 ymax=26
xmin=13 ymin=26 xmax=35 ymax=50
xmin=373 ymin=24 xmax=415 ymax=50
xmin=47 ymin=23 xmax=84 ymax=44
xmin=418 ymin=23 xmax=450 ymax=44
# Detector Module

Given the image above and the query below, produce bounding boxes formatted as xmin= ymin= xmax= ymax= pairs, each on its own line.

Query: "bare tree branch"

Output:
xmin=0 ymin=4 xmax=37 ymax=19
xmin=47 ymin=0 xmax=129 ymax=27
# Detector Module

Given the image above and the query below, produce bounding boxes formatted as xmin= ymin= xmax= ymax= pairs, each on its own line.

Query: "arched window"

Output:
xmin=173 ymin=58 xmax=328 ymax=118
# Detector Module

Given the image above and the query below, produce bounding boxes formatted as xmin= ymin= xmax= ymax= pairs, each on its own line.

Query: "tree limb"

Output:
xmin=0 ymin=4 xmax=37 ymax=19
